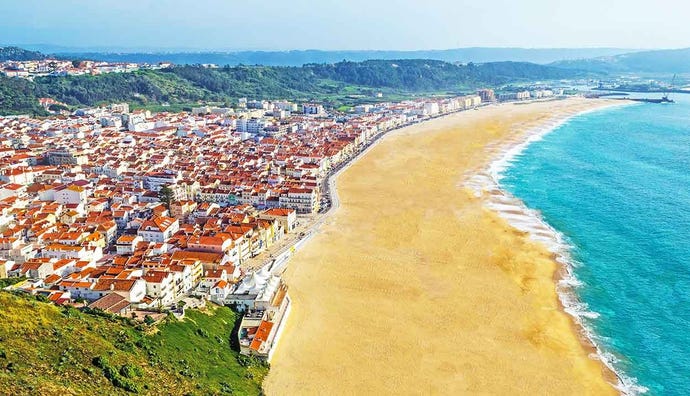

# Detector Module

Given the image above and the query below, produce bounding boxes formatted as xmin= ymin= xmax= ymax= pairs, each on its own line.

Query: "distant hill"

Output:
xmin=0 ymin=46 xmax=45 ymax=62
xmin=0 ymin=59 xmax=586 ymax=115
xmin=551 ymin=48 xmax=690 ymax=73
xmin=31 ymin=47 xmax=636 ymax=67
xmin=302 ymin=59 xmax=581 ymax=89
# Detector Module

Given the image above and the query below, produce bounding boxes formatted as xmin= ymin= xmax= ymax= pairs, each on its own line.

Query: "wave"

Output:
xmin=465 ymin=102 xmax=649 ymax=396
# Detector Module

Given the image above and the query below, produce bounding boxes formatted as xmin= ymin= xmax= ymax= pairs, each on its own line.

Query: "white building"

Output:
xmin=143 ymin=270 xmax=175 ymax=307
xmin=55 ymin=185 xmax=88 ymax=205
xmin=278 ymin=188 xmax=318 ymax=214
xmin=423 ymin=102 xmax=440 ymax=116
xmin=115 ymin=234 xmax=143 ymax=255
xmin=302 ymin=103 xmax=324 ymax=115
xmin=137 ymin=217 xmax=180 ymax=243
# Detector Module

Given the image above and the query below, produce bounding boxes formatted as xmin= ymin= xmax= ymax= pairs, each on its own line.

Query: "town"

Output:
xmin=1 ymin=57 xmax=170 ymax=79
xmin=0 ymin=88 xmax=562 ymax=360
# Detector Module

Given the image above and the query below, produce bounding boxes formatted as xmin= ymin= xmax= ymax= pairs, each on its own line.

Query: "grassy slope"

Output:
xmin=149 ymin=306 xmax=267 ymax=394
xmin=0 ymin=292 xmax=266 ymax=395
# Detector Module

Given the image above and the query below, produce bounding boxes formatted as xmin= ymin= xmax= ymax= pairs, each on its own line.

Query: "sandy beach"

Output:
xmin=264 ymin=98 xmax=619 ymax=395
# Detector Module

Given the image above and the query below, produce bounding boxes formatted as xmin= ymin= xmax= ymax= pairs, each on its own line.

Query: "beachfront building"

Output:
xmin=233 ymin=267 xmax=291 ymax=361
xmin=498 ymin=91 xmax=532 ymax=102
xmin=477 ymin=89 xmax=496 ymax=102
xmin=517 ymin=91 xmax=531 ymax=100
xmin=259 ymin=208 xmax=296 ymax=234
xmin=530 ymin=89 xmax=555 ymax=99
xmin=278 ymin=188 xmax=318 ymax=214
xmin=423 ymin=102 xmax=440 ymax=116
xmin=226 ymin=267 xmax=278 ymax=311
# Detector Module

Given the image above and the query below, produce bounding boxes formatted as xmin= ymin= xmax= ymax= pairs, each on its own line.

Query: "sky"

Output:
xmin=1 ymin=0 xmax=688 ymax=51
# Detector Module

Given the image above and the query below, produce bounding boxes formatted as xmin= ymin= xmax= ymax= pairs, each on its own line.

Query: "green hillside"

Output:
xmin=0 ymin=57 xmax=587 ymax=115
xmin=0 ymin=46 xmax=46 ymax=62
xmin=0 ymin=75 xmax=48 ymax=116
xmin=0 ymin=292 xmax=267 ymax=395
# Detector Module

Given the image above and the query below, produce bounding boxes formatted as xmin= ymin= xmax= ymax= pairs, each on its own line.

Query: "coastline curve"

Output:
xmin=464 ymin=100 xmax=648 ymax=395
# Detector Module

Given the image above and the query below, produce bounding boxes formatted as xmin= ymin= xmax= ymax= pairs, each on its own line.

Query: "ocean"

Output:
xmin=499 ymin=97 xmax=690 ymax=395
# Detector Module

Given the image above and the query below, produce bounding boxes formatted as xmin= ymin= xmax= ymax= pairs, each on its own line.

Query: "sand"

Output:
xmin=263 ymin=98 xmax=619 ymax=395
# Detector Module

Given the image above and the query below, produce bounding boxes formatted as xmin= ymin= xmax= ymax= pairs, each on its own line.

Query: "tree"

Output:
xmin=48 ymin=103 xmax=69 ymax=112
xmin=158 ymin=185 xmax=174 ymax=210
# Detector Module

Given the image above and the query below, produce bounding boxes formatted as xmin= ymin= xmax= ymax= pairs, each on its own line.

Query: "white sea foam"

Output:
xmin=465 ymin=101 xmax=648 ymax=395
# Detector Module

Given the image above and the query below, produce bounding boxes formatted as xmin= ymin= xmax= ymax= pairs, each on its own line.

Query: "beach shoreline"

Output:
xmin=465 ymin=99 xmax=639 ymax=395
xmin=264 ymin=97 xmax=624 ymax=395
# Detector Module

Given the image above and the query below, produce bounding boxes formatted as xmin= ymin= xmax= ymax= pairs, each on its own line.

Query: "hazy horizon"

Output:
xmin=1 ymin=44 xmax=650 ymax=53
xmin=2 ymin=0 xmax=689 ymax=51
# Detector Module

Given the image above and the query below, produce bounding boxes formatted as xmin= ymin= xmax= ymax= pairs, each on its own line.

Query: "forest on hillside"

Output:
xmin=0 ymin=59 xmax=585 ymax=115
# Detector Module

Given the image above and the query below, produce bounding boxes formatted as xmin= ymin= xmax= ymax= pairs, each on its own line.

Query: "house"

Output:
xmin=55 ymin=185 xmax=88 ymax=205
xmin=197 ymin=265 xmax=240 ymax=295
xmin=42 ymin=244 xmax=102 ymax=262
xmin=19 ymin=259 xmax=54 ymax=279
xmin=170 ymin=200 xmax=197 ymax=220
xmin=176 ymin=259 xmax=203 ymax=290
xmin=209 ymin=279 xmax=232 ymax=303
xmin=92 ymin=278 xmax=146 ymax=303
xmin=95 ymin=220 xmax=118 ymax=245
xmin=259 ymin=208 xmax=296 ymax=234
xmin=187 ymin=234 xmax=232 ymax=254
xmin=116 ymin=234 xmax=143 ymax=255
xmin=167 ymin=263 xmax=194 ymax=297
xmin=0 ymin=183 xmax=27 ymax=199
xmin=0 ymin=259 xmax=15 ymax=278
xmin=137 ymin=216 xmax=179 ymax=243
xmin=58 ymin=279 xmax=99 ymax=301
xmin=170 ymin=250 xmax=225 ymax=272
xmin=88 ymin=293 xmax=132 ymax=315
xmin=142 ymin=270 xmax=175 ymax=307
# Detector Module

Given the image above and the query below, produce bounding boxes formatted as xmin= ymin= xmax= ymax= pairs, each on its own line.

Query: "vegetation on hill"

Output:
xmin=0 ymin=58 xmax=587 ymax=115
xmin=305 ymin=60 xmax=466 ymax=90
xmin=0 ymin=292 xmax=267 ymax=395
xmin=164 ymin=65 xmax=322 ymax=99
xmin=34 ymin=71 xmax=221 ymax=107
xmin=0 ymin=75 xmax=48 ymax=116
xmin=0 ymin=46 xmax=46 ymax=62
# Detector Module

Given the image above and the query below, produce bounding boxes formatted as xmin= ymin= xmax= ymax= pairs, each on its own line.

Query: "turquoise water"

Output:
xmin=501 ymin=97 xmax=690 ymax=395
